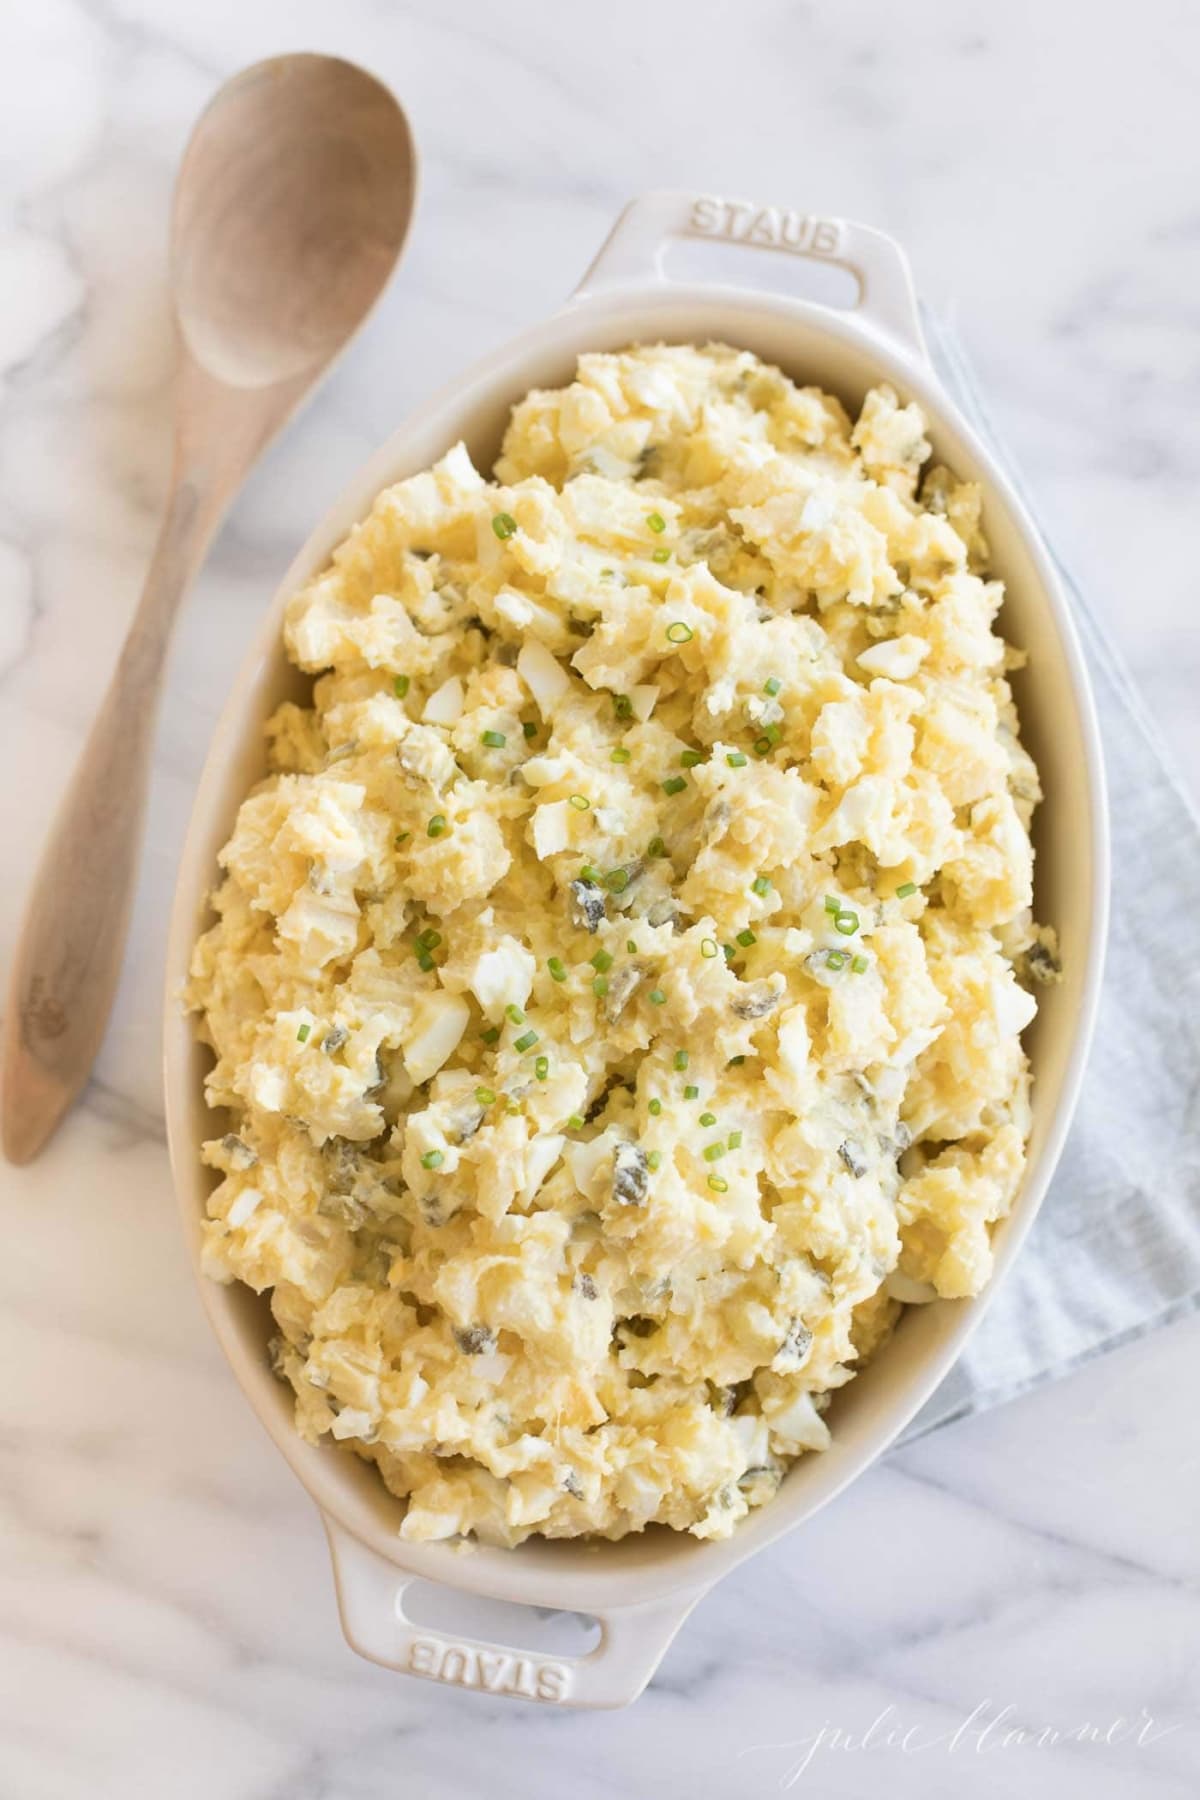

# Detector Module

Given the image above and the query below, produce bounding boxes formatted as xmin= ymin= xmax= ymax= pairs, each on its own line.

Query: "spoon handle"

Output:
xmin=1 ymin=428 xmax=232 ymax=1163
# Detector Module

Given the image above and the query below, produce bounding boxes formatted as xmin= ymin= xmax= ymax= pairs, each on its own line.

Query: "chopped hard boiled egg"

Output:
xmin=189 ymin=343 xmax=1048 ymax=1548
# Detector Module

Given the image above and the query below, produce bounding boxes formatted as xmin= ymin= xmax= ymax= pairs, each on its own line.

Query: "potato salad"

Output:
xmin=189 ymin=344 xmax=1056 ymax=1546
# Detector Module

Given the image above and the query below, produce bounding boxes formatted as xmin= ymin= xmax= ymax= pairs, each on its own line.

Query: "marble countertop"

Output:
xmin=3 ymin=1 xmax=1198 ymax=1794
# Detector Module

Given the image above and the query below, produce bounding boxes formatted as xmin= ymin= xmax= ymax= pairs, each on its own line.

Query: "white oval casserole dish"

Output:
xmin=163 ymin=192 xmax=1109 ymax=1708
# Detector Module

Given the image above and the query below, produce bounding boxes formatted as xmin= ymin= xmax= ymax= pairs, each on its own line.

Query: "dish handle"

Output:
xmin=574 ymin=188 xmax=926 ymax=363
xmin=323 ymin=1517 xmax=708 ymax=1709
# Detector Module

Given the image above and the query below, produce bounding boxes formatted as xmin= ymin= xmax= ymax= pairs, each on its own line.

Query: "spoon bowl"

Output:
xmin=172 ymin=54 xmax=417 ymax=388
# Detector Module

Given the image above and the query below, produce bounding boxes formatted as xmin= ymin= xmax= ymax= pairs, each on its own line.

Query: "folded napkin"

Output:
xmin=899 ymin=312 xmax=1200 ymax=1442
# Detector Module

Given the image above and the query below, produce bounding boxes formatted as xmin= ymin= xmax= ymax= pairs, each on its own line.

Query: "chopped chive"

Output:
xmin=610 ymin=746 xmax=632 ymax=763
xmin=481 ymin=1026 xmax=501 ymax=1044
xmin=548 ymin=956 xmax=567 ymax=982
xmin=752 ymin=876 xmax=771 ymax=897
xmin=568 ymin=1114 xmax=586 ymax=1131
xmin=665 ymin=622 xmax=693 ymax=645
xmin=646 ymin=835 xmax=667 ymax=858
xmin=591 ymin=949 xmax=614 ymax=973
xmin=754 ymin=736 xmax=772 ymax=757
xmin=417 ymin=950 xmax=436 ymax=972
xmin=851 ymin=954 xmax=869 ymax=974
xmin=569 ymin=793 xmax=590 ymax=810
xmin=680 ymin=749 xmax=703 ymax=768
xmin=427 ymin=814 xmax=447 ymax=837
xmin=506 ymin=1004 xmax=525 ymax=1024
xmin=604 ymin=868 xmax=630 ymax=893
xmin=475 ymin=1086 xmax=496 ymax=1105
xmin=580 ymin=863 xmax=602 ymax=882
xmin=824 ymin=895 xmax=841 ymax=914
xmin=394 ymin=831 xmax=411 ymax=846
xmin=416 ymin=929 xmax=442 ymax=951
xmin=535 ymin=1055 xmax=549 ymax=1080
xmin=514 ymin=1029 xmax=538 ymax=1053
xmin=652 ymin=547 xmax=671 ymax=563
xmin=896 ymin=881 xmax=918 ymax=898
xmin=834 ymin=910 xmax=859 ymax=936
xmin=649 ymin=1098 xmax=663 ymax=1116
xmin=701 ymin=938 xmax=719 ymax=959
xmin=764 ymin=676 xmax=782 ymax=697
xmin=662 ymin=775 xmax=687 ymax=796
xmin=728 ymin=1054 xmax=745 ymax=1066
xmin=481 ymin=729 xmax=507 ymax=749
xmin=613 ymin=694 xmax=633 ymax=719
xmin=723 ymin=943 xmax=736 ymax=963
xmin=726 ymin=751 xmax=748 ymax=767
xmin=649 ymin=988 xmax=667 ymax=1006
xmin=420 ymin=1150 xmax=444 ymax=1169
xmin=674 ymin=1050 xmax=689 ymax=1071
xmin=646 ymin=511 xmax=667 ymax=533
xmin=393 ymin=674 xmax=410 ymax=698
xmin=647 ymin=1150 xmax=662 ymax=1172
xmin=296 ymin=1023 xmax=311 ymax=1043
xmin=684 ymin=1083 xmax=699 ymax=1100
xmin=492 ymin=511 xmax=517 ymax=539
xmin=626 ymin=939 xmax=637 ymax=953
xmin=707 ymin=1175 xmax=729 ymax=1193
xmin=765 ymin=723 xmax=782 ymax=745
xmin=699 ymin=1111 xmax=717 ymax=1127
xmin=736 ymin=928 xmax=757 ymax=948
xmin=703 ymin=1143 xmax=726 ymax=1162
xmin=728 ymin=1129 xmax=743 ymax=1149
xmin=826 ymin=950 xmax=848 ymax=971
xmin=523 ymin=720 xmax=538 ymax=739
xmin=592 ymin=975 xmax=608 ymax=998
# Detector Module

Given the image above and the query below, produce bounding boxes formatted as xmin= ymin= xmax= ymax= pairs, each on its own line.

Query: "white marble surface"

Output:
xmin=2 ymin=1 xmax=1199 ymax=1793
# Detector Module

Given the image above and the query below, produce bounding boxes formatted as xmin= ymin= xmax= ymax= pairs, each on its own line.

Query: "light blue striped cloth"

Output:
xmin=901 ymin=314 xmax=1200 ymax=1441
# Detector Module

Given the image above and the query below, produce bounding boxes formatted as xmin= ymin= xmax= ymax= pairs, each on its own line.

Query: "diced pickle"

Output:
xmin=568 ymin=879 xmax=607 ymax=934
xmin=612 ymin=1141 xmax=650 ymax=1207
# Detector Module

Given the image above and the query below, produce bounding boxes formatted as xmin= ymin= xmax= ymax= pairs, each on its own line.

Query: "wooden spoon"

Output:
xmin=1 ymin=54 xmax=418 ymax=1164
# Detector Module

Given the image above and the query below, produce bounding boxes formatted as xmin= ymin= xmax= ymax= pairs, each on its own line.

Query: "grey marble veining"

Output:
xmin=1 ymin=1 xmax=1198 ymax=1794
